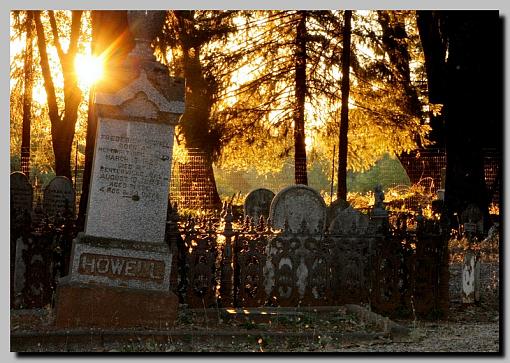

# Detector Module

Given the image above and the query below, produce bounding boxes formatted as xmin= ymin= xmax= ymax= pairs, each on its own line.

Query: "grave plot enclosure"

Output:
xmin=175 ymin=186 xmax=450 ymax=319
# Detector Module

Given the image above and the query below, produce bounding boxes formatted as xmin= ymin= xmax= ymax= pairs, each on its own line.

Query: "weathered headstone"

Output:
xmin=461 ymin=204 xmax=484 ymax=235
xmin=436 ymin=167 xmax=446 ymax=200
xmin=460 ymin=204 xmax=483 ymax=305
xmin=55 ymin=11 xmax=184 ymax=329
xmin=328 ymin=206 xmax=371 ymax=235
xmin=43 ymin=176 xmax=75 ymax=217
xmin=244 ymin=188 xmax=275 ymax=222
xmin=269 ymin=185 xmax=326 ymax=234
xmin=326 ymin=198 xmax=349 ymax=227
xmin=13 ymin=235 xmax=53 ymax=308
xmin=462 ymin=249 xmax=480 ymax=304
xmin=10 ymin=172 xmax=33 ymax=215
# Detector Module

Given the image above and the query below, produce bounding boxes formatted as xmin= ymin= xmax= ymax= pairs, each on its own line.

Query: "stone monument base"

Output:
xmin=54 ymin=233 xmax=178 ymax=329
xmin=55 ymin=280 xmax=178 ymax=329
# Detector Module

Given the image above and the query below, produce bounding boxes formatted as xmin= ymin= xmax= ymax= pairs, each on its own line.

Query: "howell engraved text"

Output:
xmin=78 ymin=253 xmax=165 ymax=282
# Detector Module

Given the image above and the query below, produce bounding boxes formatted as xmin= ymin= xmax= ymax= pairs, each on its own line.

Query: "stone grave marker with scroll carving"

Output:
xmin=269 ymin=185 xmax=327 ymax=234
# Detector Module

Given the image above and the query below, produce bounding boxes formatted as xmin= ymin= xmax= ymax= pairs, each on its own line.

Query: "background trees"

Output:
xmin=33 ymin=10 xmax=84 ymax=180
xmin=10 ymin=11 xmax=89 ymax=185
xmin=157 ymin=10 xmax=238 ymax=208
xmin=9 ymin=10 xmax=501 ymax=226
xmin=417 ymin=10 xmax=501 ymax=228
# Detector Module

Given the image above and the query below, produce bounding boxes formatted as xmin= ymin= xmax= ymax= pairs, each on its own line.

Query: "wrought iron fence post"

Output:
xmin=220 ymin=204 xmax=235 ymax=307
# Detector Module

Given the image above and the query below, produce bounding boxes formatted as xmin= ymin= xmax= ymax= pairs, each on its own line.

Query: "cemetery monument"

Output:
xmin=55 ymin=11 xmax=185 ymax=328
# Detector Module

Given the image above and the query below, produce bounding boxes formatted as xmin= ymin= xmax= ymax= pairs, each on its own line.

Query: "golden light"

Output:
xmin=74 ymin=54 xmax=104 ymax=88
xmin=305 ymin=135 xmax=314 ymax=152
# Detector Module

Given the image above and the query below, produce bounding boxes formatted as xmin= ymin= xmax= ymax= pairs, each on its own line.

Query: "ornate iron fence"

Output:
xmin=172 ymin=207 xmax=450 ymax=319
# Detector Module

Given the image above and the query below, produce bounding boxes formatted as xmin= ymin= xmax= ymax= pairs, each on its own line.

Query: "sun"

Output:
xmin=74 ymin=54 xmax=104 ymax=89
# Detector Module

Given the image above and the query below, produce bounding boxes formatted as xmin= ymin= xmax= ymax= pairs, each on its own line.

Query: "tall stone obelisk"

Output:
xmin=55 ymin=11 xmax=184 ymax=329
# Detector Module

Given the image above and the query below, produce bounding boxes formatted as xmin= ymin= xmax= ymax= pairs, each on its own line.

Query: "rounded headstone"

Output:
xmin=269 ymin=184 xmax=326 ymax=233
xmin=326 ymin=198 xmax=350 ymax=226
xmin=328 ymin=206 xmax=370 ymax=235
xmin=43 ymin=176 xmax=75 ymax=217
xmin=10 ymin=172 xmax=33 ymax=214
xmin=244 ymin=188 xmax=275 ymax=221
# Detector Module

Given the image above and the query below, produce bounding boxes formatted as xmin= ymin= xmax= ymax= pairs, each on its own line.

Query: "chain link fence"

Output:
xmin=11 ymin=146 xmax=500 ymax=215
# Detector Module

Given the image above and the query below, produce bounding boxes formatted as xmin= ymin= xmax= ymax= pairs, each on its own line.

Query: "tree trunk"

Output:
xmin=21 ymin=11 xmax=34 ymax=177
xmin=33 ymin=10 xmax=83 ymax=180
xmin=294 ymin=10 xmax=308 ymax=185
xmin=416 ymin=11 xmax=447 ymax=104
xmin=337 ymin=10 xmax=352 ymax=200
xmin=175 ymin=10 xmax=221 ymax=209
xmin=377 ymin=11 xmax=422 ymax=118
xmin=442 ymin=11 xmax=496 ymax=229
xmin=177 ymin=151 xmax=220 ymax=211
xmin=417 ymin=11 xmax=499 ymax=230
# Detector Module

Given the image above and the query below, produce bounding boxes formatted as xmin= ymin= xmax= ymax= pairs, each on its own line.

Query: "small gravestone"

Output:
xmin=460 ymin=204 xmax=483 ymax=305
xmin=326 ymin=198 xmax=350 ymax=227
xmin=244 ymin=188 xmax=275 ymax=221
xmin=13 ymin=235 xmax=53 ymax=308
xmin=269 ymin=185 xmax=326 ymax=234
xmin=55 ymin=11 xmax=183 ymax=330
xmin=31 ymin=198 xmax=45 ymax=230
xmin=10 ymin=172 xmax=33 ymax=215
xmin=328 ymin=206 xmax=370 ymax=235
xmin=462 ymin=249 xmax=480 ymax=304
xmin=43 ymin=176 xmax=75 ymax=217
xmin=461 ymin=204 xmax=483 ymax=235
xmin=436 ymin=168 xmax=446 ymax=201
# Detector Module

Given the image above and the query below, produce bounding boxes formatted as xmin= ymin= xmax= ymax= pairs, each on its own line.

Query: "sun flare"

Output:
xmin=74 ymin=54 xmax=104 ymax=88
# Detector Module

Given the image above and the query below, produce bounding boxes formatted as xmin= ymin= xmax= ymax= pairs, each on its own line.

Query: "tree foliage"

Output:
xmin=316 ymin=10 xmax=430 ymax=173
xmin=10 ymin=10 xmax=436 ymax=203
xmin=10 ymin=10 xmax=91 ymax=181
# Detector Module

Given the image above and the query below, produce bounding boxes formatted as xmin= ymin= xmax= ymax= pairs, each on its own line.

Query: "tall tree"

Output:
xmin=159 ymin=10 xmax=237 ymax=209
xmin=336 ymin=10 xmax=352 ymax=200
xmin=212 ymin=11 xmax=343 ymax=180
xmin=315 ymin=10 xmax=429 ymax=177
xmin=33 ymin=10 xmax=84 ymax=179
xmin=21 ymin=11 xmax=34 ymax=176
xmin=376 ymin=11 xmax=422 ymax=121
xmin=294 ymin=10 xmax=308 ymax=185
xmin=416 ymin=10 xmax=500 ymax=228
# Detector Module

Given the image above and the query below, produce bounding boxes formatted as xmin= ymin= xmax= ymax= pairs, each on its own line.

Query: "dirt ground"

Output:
xmin=11 ymin=298 xmax=500 ymax=353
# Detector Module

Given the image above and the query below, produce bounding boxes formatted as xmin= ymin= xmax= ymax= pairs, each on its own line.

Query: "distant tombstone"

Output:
xmin=13 ymin=235 xmax=53 ymax=308
xmin=462 ymin=249 xmax=480 ymax=304
xmin=328 ymin=206 xmax=370 ymax=235
xmin=326 ymin=198 xmax=350 ymax=227
xmin=269 ymin=185 xmax=326 ymax=234
xmin=10 ymin=172 xmax=33 ymax=215
xmin=244 ymin=188 xmax=275 ymax=221
xmin=461 ymin=204 xmax=483 ymax=235
xmin=437 ymin=167 xmax=446 ymax=200
xmin=31 ymin=197 xmax=45 ymax=230
xmin=43 ymin=176 xmax=75 ymax=217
